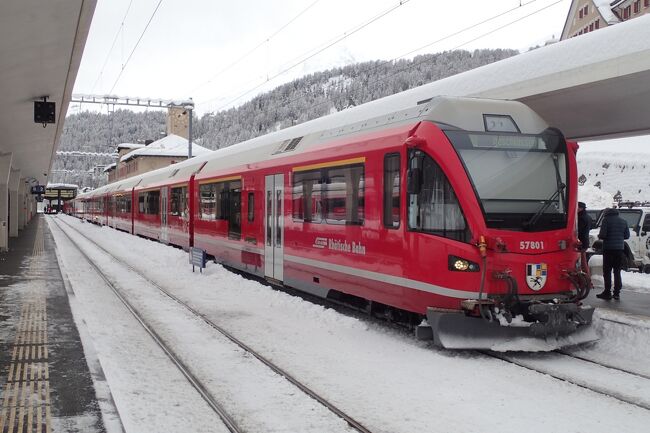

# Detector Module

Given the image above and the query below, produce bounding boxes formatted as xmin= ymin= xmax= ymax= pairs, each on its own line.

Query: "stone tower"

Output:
xmin=166 ymin=106 xmax=189 ymax=139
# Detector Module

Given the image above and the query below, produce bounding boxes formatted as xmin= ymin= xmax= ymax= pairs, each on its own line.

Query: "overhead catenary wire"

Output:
xmin=362 ymin=0 xmax=566 ymax=92
xmin=196 ymin=0 xmax=564 ymax=112
xmin=196 ymin=0 xmax=413 ymax=110
xmin=189 ymin=0 xmax=323 ymax=95
xmin=109 ymin=0 xmax=165 ymax=95
xmin=230 ymin=0 xmax=564 ymax=120
xmin=91 ymin=0 xmax=135 ymax=93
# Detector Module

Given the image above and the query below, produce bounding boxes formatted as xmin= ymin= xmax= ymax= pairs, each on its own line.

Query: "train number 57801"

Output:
xmin=520 ymin=241 xmax=544 ymax=250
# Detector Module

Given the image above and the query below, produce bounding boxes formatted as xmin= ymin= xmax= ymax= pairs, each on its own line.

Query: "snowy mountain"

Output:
xmin=53 ymin=49 xmax=517 ymax=187
xmin=577 ymin=152 xmax=650 ymax=207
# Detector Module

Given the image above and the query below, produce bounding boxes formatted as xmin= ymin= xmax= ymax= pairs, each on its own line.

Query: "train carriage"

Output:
xmin=72 ymin=95 xmax=595 ymax=349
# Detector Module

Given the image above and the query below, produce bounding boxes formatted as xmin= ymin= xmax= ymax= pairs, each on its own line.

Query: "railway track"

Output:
xmin=481 ymin=349 xmax=650 ymax=411
xmin=51 ymin=216 xmax=374 ymax=433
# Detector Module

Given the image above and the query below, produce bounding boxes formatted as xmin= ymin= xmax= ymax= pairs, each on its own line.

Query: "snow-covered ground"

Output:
xmin=48 ymin=215 xmax=650 ymax=433
xmin=577 ymin=152 xmax=650 ymax=205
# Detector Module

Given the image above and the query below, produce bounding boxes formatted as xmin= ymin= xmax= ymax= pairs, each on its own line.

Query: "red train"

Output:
xmin=73 ymin=95 xmax=595 ymax=349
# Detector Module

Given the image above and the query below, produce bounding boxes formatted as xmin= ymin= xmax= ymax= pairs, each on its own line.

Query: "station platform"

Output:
xmin=586 ymin=285 xmax=650 ymax=319
xmin=0 ymin=215 xmax=108 ymax=432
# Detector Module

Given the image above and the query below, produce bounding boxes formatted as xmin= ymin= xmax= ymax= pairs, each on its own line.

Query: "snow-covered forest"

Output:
xmin=53 ymin=49 xmax=517 ymax=187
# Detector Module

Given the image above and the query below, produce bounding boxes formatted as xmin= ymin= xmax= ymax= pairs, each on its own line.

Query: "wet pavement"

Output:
xmin=586 ymin=285 xmax=650 ymax=319
xmin=0 ymin=216 xmax=108 ymax=432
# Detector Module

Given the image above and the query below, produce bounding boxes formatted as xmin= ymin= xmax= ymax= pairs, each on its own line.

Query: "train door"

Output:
xmin=228 ymin=182 xmax=241 ymax=240
xmin=161 ymin=186 xmax=169 ymax=244
xmin=264 ymin=174 xmax=284 ymax=281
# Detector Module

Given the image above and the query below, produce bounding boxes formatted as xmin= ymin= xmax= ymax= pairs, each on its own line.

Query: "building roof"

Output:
xmin=561 ymin=0 xmax=621 ymax=40
xmin=46 ymin=183 xmax=79 ymax=190
xmin=103 ymin=162 xmax=116 ymax=173
xmin=120 ymin=134 xmax=211 ymax=162
xmin=117 ymin=142 xmax=145 ymax=151
xmin=594 ymin=0 xmax=620 ymax=24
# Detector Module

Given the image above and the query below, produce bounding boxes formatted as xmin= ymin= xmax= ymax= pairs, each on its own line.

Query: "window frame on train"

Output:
xmin=138 ymin=189 xmax=160 ymax=215
xmin=292 ymin=162 xmax=365 ymax=226
xmin=383 ymin=153 xmax=401 ymax=229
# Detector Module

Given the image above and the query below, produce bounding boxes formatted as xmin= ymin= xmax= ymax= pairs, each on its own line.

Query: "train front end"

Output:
xmin=413 ymin=98 xmax=595 ymax=350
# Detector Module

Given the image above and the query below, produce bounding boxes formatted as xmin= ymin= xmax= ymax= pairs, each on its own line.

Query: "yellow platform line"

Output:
xmin=0 ymin=220 xmax=52 ymax=433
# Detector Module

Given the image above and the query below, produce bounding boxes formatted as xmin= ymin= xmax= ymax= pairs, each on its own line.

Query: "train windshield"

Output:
xmin=446 ymin=129 xmax=568 ymax=231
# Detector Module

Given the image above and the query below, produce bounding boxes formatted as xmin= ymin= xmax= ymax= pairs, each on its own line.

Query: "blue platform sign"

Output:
xmin=31 ymin=185 xmax=45 ymax=195
xmin=189 ymin=247 xmax=206 ymax=273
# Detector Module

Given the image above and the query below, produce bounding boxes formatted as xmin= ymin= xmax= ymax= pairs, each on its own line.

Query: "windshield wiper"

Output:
xmin=524 ymin=183 xmax=566 ymax=229
xmin=523 ymin=153 xmax=566 ymax=230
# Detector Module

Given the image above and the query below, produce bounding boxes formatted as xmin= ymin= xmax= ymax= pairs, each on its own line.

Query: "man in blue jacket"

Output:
xmin=596 ymin=208 xmax=630 ymax=300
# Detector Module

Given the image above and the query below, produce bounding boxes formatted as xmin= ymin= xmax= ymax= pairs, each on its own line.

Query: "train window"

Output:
xmin=115 ymin=196 xmax=126 ymax=213
xmin=293 ymin=165 xmax=364 ymax=225
xmin=200 ymin=183 xmax=217 ymax=220
xmin=170 ymin=186 xmax=188 ymax=218
xmin=292 ymin=170 xmax=323 ymax=223
xmin=215 ymin=182 xmax=228 ymax=220
xmin=323 ymin=164 xmax=364 ymax=225
xmin=201 ymin=180 xmax=242 ymax=224
xmin=383 ymin=153 xmax=401 ymax=228
xmin=138 ymin=190 xmax=160 ymax=215
xmin=248 ymin=192 xmax=254 ymax=222
xmin=408 ymin=151 xmax=469 ymax=242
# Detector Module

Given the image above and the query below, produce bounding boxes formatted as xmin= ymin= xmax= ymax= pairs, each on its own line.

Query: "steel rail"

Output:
xmin=480 ymin=350 xmax=650 ymax=412
xmin=51 ymin=218 xmax=243 ymax=433
xmin=54 ymin=216 xmax=374 ymax=433
xmin=556 ymin=350 xmax=650 ymax=381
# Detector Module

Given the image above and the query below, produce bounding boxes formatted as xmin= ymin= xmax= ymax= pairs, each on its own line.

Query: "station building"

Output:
xmin=562 ymin=0 xmax=650 ymax=39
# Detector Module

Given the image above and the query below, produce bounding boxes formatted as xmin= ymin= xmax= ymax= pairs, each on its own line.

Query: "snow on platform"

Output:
xmin=46 ymin=214 xmax=650 ymax=433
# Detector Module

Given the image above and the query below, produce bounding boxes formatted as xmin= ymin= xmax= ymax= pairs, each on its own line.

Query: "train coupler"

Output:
xmin=527 ymin=303 xmax=595 ymax=337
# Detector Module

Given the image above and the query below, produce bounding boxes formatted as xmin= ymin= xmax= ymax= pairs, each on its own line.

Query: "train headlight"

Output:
xmin=448 ymin=256 xmax=480 ymax=272
xmin=454 ymin=259 xmax=469 ymax=271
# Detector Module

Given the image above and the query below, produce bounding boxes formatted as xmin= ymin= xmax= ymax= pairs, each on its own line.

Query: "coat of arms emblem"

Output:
xmin=526 ymin=263 xmax=547 ymax=291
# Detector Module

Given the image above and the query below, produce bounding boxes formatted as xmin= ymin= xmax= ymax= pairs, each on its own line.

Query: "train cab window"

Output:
xmin=407 ymin=151 xmax=469 ymax=242
xmin=247 ymin=192 xmax=254 ymax=222
xmin=138 ymin=190 xmax=160 ymax=215
xmin=170 ymin=186 xmax=188 ymax=218
xmin=383 ymin=153 xmax=401 ymax=228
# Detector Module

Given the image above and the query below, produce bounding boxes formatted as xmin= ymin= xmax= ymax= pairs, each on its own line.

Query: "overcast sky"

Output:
xmin=73 ymin=0 xmax=572 ymax=112
xmin=71 ymin=0 xmax=648 ymax=152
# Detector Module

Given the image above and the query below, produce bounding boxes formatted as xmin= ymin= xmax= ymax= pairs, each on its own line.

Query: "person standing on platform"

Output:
xmin=596 ymin=208 xmax=630 ymax=300
xmin=577 ymin=202 xmax=593 ymax=286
